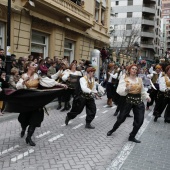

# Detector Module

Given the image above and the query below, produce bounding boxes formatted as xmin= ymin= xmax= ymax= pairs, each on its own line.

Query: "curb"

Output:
xmin=0 ymin=101 xmax=57 ymax=123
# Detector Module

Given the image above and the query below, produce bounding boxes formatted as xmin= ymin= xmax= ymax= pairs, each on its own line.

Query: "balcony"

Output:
xmin=142 ymin=19 xmax=155 ymax=26
xmin=141 ymin=31 xmax=154 ymax=38
xmin=167 ymin=39 xmax=170 ymax=43
xmin=140 ymin=42 xmax=154 ymax=49
xmin=142 ymin=4 xmax=155 ymax=14
xmin=27 ymin=0 xmax=93 ymax=27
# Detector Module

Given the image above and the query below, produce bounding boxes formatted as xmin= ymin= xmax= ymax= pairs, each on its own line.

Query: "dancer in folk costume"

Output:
xmin=65 ymin=67 xmax=97 ymax=129
xmin=146 ymin=64 xmax=162 ymax=110
xmin=153 ymin=65 xmax=170 ymax=123
xmin=16 ymin=61 xmax=67 ymax=146
xmin=107 ymin=64 xmax=151 ymax=143
xmin=106 ymin=63 xmax=118 ymax=107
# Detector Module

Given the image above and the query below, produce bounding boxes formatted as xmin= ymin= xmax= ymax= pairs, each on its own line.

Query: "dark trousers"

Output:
xmin=164 ymin=98 xmax=170 ymax=122
xmin=107 ymin=83 xmax=116 ymax=101
xmin=115 ymin=96 xmax=126 ymax=112
xmin=147 ymin=89 xmax=158 ymax=107
xmin=111 ymin=102 xmax=145 ymax=138
xmin=153 ymin=91 xmax=165 ymax=117
xmin=67 ymin=96 xmax=96 ymax=124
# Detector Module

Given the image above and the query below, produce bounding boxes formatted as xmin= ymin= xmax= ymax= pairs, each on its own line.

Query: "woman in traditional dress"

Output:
xmin=106 ymin=63 xmax=118 ymax=107
xmin=60 ymin=63 xmax=82 ymax=111
xmin=16 ymin=61 xmax=67 ymax=146
xmin=107 ymin=64 xmax=151 ymax=143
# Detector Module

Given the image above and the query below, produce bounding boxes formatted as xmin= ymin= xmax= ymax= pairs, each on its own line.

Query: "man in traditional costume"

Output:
xmin=146 ymin=64 xmax=162 ymax=110
xmin=65 ymin=67 xmax=97 ymax=129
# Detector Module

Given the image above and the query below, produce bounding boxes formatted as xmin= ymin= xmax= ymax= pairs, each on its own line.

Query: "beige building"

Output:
xmin=0 ymin=0 xmax=111 ymax=62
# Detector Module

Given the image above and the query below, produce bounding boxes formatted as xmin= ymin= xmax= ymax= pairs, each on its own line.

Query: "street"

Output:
xmin=0 ymin=96 xmax=169 ymax=170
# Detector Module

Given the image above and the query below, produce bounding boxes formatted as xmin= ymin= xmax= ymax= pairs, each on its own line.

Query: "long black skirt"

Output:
xmin=18 ymin=108 xmax=44 ymax=127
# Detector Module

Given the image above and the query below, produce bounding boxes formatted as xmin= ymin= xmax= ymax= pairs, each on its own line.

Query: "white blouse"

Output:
xmin=51 ymin=70 xmax=64 ymax=80
xmin=16 ymin=73 xmax=58 ymax=89
xmin=159 ymin=76 xmax=170 ymax=92
xmin=116 ymin=76 xmax=149 ymax=100
xmin=16 ymin=73 xmax=38 ymax=89
xmin=80 ymin=76 xmax=97 ymax=94
xmin=62 ymin=69 xmax=82 ymax=82
xmin=147 ymin=72 xmax=162 ymax=84
xmin=108 ymin=70 xmax=118 ymax=83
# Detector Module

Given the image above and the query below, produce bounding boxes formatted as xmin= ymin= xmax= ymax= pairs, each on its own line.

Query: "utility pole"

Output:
xmin=7 ymin=0 xmax=11 ymax=55
xmin=6 ymin=0 xmax=12 ymax=75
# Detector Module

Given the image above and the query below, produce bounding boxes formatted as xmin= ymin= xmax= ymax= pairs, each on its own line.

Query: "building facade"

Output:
xmin=0 ymin=0 xmax=111 ymax=62
xmin=161 ymin=0 xmax=170 ymax=58
xmin=110 ymin=0 xmax=161 ymax=63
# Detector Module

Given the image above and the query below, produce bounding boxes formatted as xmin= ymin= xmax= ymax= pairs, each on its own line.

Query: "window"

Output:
xmin=127 ymin=12 xmax=132 ymax=18
xmin=115 ymin=1 xmax=119 ymax=5
xmin=0 ymin=22 xmax=5 ymax=49
xmin=125 ymin=36 xmax=130 ymax=42
xmin=114 ymin=36 xmax=117 ymax=41
xmin=114 ymin=25 xmax=118 ymax=30
xmin=101 ymin=6 xmax=106 ymax=25
xmin=64 ymin=39 xmax=75 ymax=63
xmin=115 ymin=13 xmax=118 ymax=17
xmin=95 ymin=1 xmax=100 ymax=22
xmin=126 ymin=24 xmax=132 ymax=30
xmin=127 ymin=0 xmax=133 ymax=6
xmin=31 ymin=31 xmax=49 ymax=58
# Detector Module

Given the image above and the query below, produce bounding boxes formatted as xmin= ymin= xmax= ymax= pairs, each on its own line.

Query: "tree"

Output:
xmin=110 ymin=19 xmax=141 ymax=57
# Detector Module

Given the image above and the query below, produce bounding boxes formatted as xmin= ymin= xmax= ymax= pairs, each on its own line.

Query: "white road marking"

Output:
xmin=48 ymin=134 xmax=64 ymax=142
xmin=112 ymin=106 xmax=116 ymax=109
xmin=36 ymin=131 xmax=51 ymax=138
xmin=97 ymin=109 xmax=100 ymax=111
xmin=79 ymin=115 xmax=86 ymax=118
xmin=0 ymin=145 xmax=19 ymax=156
xmin=95 ymin=116 xmax=98 ymax=119
xmin=102 ymin=110 xmax=108 ymax=113
xmin=61 ymin=121 xmax=72 ymax=126
xmin=103 ymin=105 xmax=108 ymax=108
xmin=107 ymin=110 xmax=153 ymax=170
xmin=72 ymin=123 xmax=84 ymax=129
xmin=11 ymin=149 xmax=34 ymax=162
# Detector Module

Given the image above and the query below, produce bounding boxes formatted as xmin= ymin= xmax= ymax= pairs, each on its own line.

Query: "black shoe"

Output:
xmin=65 ymin=116 xmax=70 ymax=125
xmin=154 ymin=116 xmax=158 ymax=122
xmin=164 ymin=120 xmax=170 ymax=123
xmin=114 ymin=111 xmax=118 ymax=116
xmin=57 ymin=105 xmax=62 ymax=110
xmin=128 ymin=137 xmax=141 ymax=143
xmin=20 ymin=130 xmax=25 ymax=138
xmin=26 ymin=137 xmax=36 ymax=146
xmin=65 ymin=106 xmax=70 ymax=111
xmin=107 ymin=130 xmax=114 ymax=136
xmin=85 ymin=124 xmax=95 ymax=129
xmin=127 ymin=115 xmax=133 ymax=118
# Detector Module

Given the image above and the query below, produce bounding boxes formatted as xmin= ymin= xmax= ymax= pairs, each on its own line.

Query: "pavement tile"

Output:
xmin=0 ymin=97 xmax=165 ymax=170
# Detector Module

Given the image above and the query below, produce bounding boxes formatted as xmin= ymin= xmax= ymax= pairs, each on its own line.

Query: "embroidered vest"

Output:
xmin=151 ymin=74 xmax=159 ymax=84
xmin=125 ymin=77 xmax=142 ymax=94
xmin=84 ymin=76 xmax=94 ymax=90
xmin=25 ymin=79 xmax=39 ymax=89
xmin=165 ymin=76 xmax=170 ymax=87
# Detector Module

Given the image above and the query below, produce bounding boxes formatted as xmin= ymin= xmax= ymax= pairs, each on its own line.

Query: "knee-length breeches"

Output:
xmin=67 ymin=96 xmax=96 ymax=124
